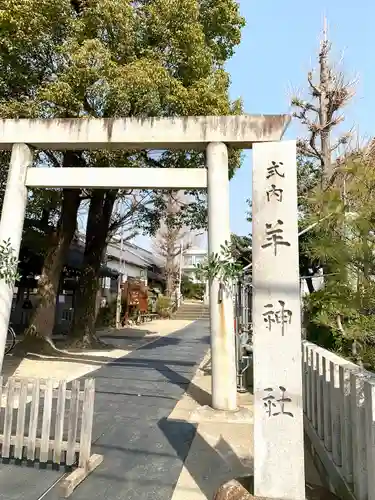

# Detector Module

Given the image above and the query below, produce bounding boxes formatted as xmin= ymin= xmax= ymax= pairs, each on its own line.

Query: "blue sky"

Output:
xmin=136 ymin=0 xmax=374 ymax=250
xmin=228 ymin=0 xmax=375 ymax=237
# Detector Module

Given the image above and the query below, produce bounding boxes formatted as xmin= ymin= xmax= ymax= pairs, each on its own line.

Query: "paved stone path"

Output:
xmin=0 ymin=320 xmax=210 ymax=500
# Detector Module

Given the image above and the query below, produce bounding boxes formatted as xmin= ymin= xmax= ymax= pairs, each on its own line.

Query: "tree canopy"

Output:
xmin=0 ymin=0 xmax=246 ymax=349
xmin=0 ymin=0 xmax=244 ymax=119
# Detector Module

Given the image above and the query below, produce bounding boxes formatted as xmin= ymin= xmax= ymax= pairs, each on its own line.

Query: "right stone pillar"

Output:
xmin=252 ymin=141 xmax=305 ymax=499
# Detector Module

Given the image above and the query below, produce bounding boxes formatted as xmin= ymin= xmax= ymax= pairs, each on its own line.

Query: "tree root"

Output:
xmin=63 ymin=333 xmax=112 ymax=350
xmin=12 ymin=333 xmax=61 ymax=358
xmin=12 ymin=325 xmax=114 ymax=357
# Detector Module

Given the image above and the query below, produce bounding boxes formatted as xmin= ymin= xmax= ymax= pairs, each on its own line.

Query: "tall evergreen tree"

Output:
xmin=0 ymin=0 xmax=245 ymax=350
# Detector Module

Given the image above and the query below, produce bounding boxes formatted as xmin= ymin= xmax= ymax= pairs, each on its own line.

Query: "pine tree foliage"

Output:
xmin=303 ymin=152 xmax=375 ymax=367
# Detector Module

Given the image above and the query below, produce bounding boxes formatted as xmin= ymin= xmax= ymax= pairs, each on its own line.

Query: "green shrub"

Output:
xmin=156 ymin=295 xmax=172 ymax=318
xmin=181 ymin=275 xmax=205 ymax=300
xmin=96 ymin=299 xmax=117 ymax=328
xmin=303 ymin=280 xmax=375 ymax=369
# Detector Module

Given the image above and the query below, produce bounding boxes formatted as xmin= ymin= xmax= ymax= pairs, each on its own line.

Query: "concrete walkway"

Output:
xmin=1 ymin=319 xmax=321 ymax=500
xmin=1 ymin=319 xmax=211 ymax=500
xmin=2 ymin=319 xmax=194 ymax=384
xmin=169 ymin=351 xmax=253 ymax=500
xmin=168 ymin=352 xmax=322 ymax=499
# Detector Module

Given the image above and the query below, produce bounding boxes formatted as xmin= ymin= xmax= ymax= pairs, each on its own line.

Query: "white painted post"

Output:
xmin=115 ymin=274 xmax=122 ymax=329
xmin=350 ymin=372 xmax=368 ymax=500
xmin=316 ymin=350 xmax=325 ymax=440
xmin=207 ymin=142 xmax=237 ymax=411
xmin=0 ymin=144 xmax=33 ymax=372
xmin=322 ymin=356 xmax=332 ymax=451
xmin=339 ymin=365 xmax=353 ymax=483
xmin=252 ymin=141 xmax=305 ymax=499
xmin=364 ymin=378 xmax=375 ymax=500
xmin=330 ymin=361 xmax=342 ymax=466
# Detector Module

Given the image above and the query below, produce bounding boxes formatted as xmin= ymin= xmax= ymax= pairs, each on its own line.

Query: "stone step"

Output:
xmin=175 ymin=306 xmax=209 ymax=311
xmin=175 ymin=312 xmax=209 ymax=317
xmin=174 ymin=313 xmax=210 ymax=317
xmin=173 ymin=303 xmax=210 ymax=320
xmin=178 ymin=309 xmax=207 ymax=314
xmin=176 ymin=308 xmax=209 ymax=312
xmin=178 ymin=305 xmax=209 ymax=309
xmin=174 ymin=316 xmax=210 ymax=320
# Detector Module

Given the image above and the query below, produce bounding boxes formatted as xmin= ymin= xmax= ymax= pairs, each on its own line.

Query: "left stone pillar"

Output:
xmin=0 ymin=144 xmax=33 ymax=372
xmin=207 ymin=142 xmax=237 ymax=411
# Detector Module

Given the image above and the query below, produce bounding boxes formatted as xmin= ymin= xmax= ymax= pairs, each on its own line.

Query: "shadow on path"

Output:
xmin=2 ymin=319 xmax=212 ymax=500
xmin=158 ymin=417 xmax=253 ymax=499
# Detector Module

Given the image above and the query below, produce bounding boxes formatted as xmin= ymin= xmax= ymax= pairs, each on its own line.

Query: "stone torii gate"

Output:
xmin=0 ymin=115 xmax=305 ymax=499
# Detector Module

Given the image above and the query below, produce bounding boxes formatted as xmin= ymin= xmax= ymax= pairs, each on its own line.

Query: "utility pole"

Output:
xmin=178 ymin=241 xmax=183 ymax=307
xmin=115 ymin=274 xmax=122 ymax=329
xmin=115 ymin=231 xmax=125 ymax=329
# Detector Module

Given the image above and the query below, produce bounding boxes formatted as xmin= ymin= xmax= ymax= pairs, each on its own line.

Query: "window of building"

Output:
xmin=184 ymin=255 xmax=194 ymax=266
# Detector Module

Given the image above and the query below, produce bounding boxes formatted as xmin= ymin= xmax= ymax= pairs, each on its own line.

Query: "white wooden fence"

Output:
xmin=0 ymin=376 xmax=103 ymax=497
xmin=302 ymin=341 xmax=375 ymax=500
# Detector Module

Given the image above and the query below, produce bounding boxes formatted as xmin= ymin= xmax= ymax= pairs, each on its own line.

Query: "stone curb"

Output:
xmin=213 ymin=478 xmax=340 ymax=500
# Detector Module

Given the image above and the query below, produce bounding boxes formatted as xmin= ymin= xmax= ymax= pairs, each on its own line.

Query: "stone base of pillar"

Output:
xmin=213 ymin=477 xmax=340 ymax=500
xmin=188 ymin=404 xmax=253 ymax=424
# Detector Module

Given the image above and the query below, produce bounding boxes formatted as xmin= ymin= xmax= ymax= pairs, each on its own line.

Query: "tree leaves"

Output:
xmin=0 ymin=0 xmax=72 ymax=111
xmin=0 ymin=238 xmax=20 ymax=285
xmin=302 ymin=154 xmax=375 ymax=366
xmin=195 ymin=240 xmax=243 ymax=287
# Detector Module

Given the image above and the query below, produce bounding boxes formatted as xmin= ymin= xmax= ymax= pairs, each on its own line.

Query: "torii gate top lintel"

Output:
xmin=0 ymin=114 xmax=290 ymax=151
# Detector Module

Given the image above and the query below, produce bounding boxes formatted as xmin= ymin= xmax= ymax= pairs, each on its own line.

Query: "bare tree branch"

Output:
xmin=307 ymin=71 xmax=321 ymax=97
xmin=292 ymin=21 xmax=357 ymax=190
xmin=152 ymin=190 xmax=196 ymax=298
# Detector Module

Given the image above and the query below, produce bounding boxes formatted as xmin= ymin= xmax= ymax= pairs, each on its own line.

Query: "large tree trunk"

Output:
xmin=14 ymin=187 xmax=81 ymax=355
xmin=69 ymin=189 xmax=117 ymax=347
xmin=165 ymin=256 xmax=175 ymax=298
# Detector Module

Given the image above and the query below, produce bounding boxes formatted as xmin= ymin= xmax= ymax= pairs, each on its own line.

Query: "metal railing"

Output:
xmin=233 ymin=273 xmax=253 ymax=392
